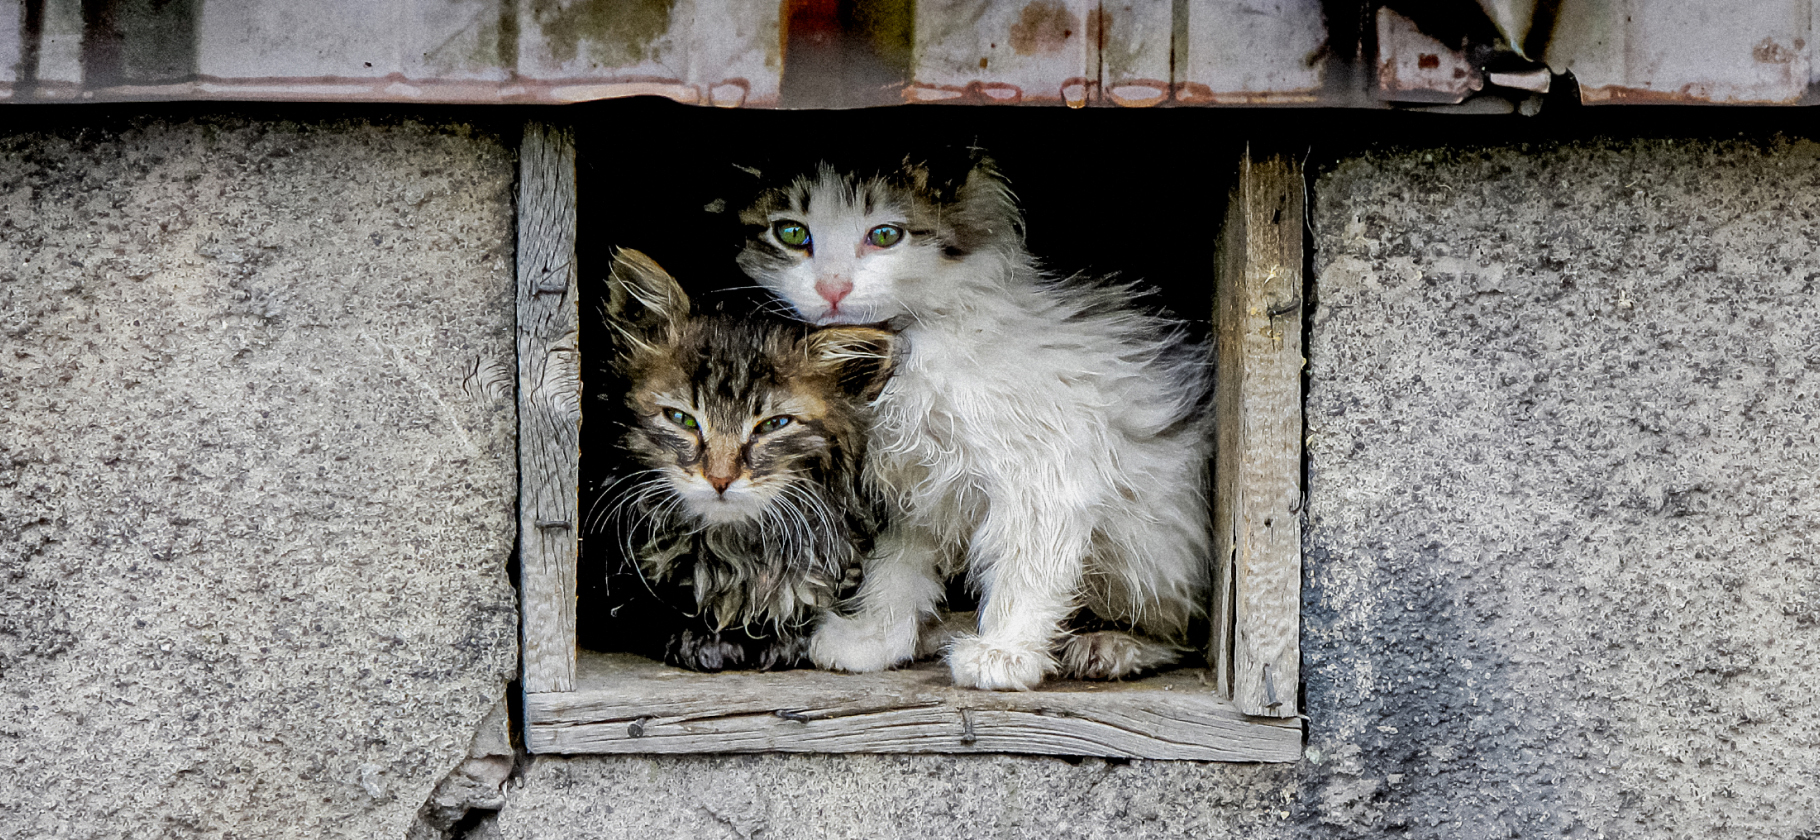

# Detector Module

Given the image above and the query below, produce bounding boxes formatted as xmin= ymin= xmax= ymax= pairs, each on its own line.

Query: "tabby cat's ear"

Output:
xmin=605 ymin=248 xmax=690 ymax=348
xmin=801 ymin=326 xmax=898 ymax=400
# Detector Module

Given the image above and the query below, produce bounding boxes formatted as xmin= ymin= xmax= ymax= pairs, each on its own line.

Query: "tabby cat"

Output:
xmin=597 ymin=248 xmax=896 ymax=671
xmin=736 ymin=151 xmax=1212 ymax=690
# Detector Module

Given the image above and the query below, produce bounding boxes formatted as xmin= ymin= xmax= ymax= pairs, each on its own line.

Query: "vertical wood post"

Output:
xmin=516 ymin=121 xmax=580 ymax=694
xmin=1212 ymin=144 xmax=1304 ymax=718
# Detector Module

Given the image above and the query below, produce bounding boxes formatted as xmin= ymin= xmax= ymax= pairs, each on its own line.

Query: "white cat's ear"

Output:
xmin=605 ymin=248 xmax=689 ymax=348
xmin=801 ymin=326 xmax=898 ymax=400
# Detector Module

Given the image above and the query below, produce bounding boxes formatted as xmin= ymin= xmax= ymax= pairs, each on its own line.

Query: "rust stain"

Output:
xmin=1009 ymin=1 xmax=1077 ymax=56
xmin=1579 ymin=83 xmax=1802 ymax=106
xmin=905 ymin=77 xmax=1084 ymax=106
xmin=1417 ymin=54 xmax=1439 ymax=70
xmin=1753 ymin=37 xmax=1797 ymax=65
xmin=708 ymin=79 xmax=750 ymax=108
xmin=1175 ymin=81 xmax=1322 ymax=106
xmin=903 ymin=81 xmax=1025 ymax=104
xmin=1107 ymin=80 xmax=1169 ymax=108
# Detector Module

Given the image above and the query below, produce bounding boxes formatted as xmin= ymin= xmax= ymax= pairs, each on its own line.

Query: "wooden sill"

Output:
xmin=524 ymin=652 xmax=1302 ymax=761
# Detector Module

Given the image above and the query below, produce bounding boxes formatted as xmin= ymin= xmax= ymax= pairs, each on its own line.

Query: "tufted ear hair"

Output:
xmin=800 ymin=325 xmax=898 ymax=401
xmin=950 ymin=153 xmax=1023 ymax=249
xmin=895 ymin=147 xmax=1023 ymax=255
xmin=605 ymin=248 xmax=690 ymax=350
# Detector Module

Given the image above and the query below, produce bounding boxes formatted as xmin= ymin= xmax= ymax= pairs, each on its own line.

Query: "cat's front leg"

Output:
xmin=809 ymin=521 xmax=945 ymax=673
xmin=947 ymin=501 xmax=1092 ymax=691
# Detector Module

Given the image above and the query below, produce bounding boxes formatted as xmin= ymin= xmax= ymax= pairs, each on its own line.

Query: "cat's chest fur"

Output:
xmin=864 ymin=321 xmax=987 ymax=540
xmin=864 ymin=290 xmax=1141 ymax=536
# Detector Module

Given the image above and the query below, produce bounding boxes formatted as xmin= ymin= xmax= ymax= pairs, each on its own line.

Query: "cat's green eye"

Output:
xmin=663 ymin=408 xmax=699 ymax=431
xmin=867 ymin=224 xmax=904 ymax=248
xmin=754 ymin=415 xmax=793 ymax=435
xmin=773 ymin=220 xmax=811 ymax=249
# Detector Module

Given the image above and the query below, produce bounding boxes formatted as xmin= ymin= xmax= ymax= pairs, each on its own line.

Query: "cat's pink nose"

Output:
xmin=815 ymin=277 xmax=852 ymax=307
xmin=707 ymin=474 xmax=734 ymax=494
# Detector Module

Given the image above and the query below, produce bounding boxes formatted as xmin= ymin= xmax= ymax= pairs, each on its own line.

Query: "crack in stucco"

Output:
xmin=407 ymin=698 xmax=518 ymax=840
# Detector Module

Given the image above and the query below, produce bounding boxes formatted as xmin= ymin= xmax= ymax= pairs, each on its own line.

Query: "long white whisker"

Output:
xmin=588 ymin=468 xmax=666 ymax=534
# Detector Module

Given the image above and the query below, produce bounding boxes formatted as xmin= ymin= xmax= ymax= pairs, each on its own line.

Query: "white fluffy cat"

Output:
xmin=736 ymin=153 xmax=1212 ymax=690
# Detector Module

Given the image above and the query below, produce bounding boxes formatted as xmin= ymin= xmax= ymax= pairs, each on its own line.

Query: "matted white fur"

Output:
xmin=739 ymin=162 xmax=1211 ymax=690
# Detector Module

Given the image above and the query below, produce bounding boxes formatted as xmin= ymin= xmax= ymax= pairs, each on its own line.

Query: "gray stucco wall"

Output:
xmin=0 ymin=115 xmax=520 ymax=839
xmin=1299 ymin=137 xmax=1820 ymax=838
xmin=5 ymin=115 xmax=1818 ymax=840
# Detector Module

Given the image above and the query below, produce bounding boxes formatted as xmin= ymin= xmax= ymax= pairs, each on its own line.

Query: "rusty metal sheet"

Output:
xmin=0 ymin=0 xmax=1354 ymax=107
xmin=1099 ymin=0 xmax=1173 ymax=108
xmin=1543 ymin=0 xmax=1812 ymax=105
xmin=1375 ymin=7 xmax=1483 ymax=104
xmin=8 ymin=0 xmax=1818 ymax=108
xmin=1487 ymin=67 xmax=1550 ymax=93
xmin=2 ymin=0 xmax=782 ymax=105
xmin=905 ymin=0 xmax=1098 ymax=106
xmin=1546 ymin=0 xmax=1812 ymax=105
xmin=0 ymin=1 xmax=18 ymax=91
xmin=1177 ymin=0 xmax=1331 ymax=105
xmin=20 ymin=0 xmax=85 ymax=97
xmin=519 ymin=0 xmax=782 ymax=107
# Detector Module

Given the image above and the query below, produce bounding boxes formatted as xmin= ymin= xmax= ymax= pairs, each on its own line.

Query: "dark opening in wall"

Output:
xmin=568 ymin=97 xmax=1242 ymax=664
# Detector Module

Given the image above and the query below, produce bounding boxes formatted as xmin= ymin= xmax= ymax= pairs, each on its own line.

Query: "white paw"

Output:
xmin=946 ymin=634 xmax=1052 ymax=691
xmin=1057 ymin=630 xmax=1186 ymax=680
xmin=809 ymin=613 xmax=917 ymax=673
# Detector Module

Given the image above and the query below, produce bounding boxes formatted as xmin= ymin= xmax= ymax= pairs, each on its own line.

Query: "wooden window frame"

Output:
xmin=514 ymin=121 xmax=1305 ymax=761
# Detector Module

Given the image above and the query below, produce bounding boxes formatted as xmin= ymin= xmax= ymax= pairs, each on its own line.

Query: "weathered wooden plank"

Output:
xmin=516 ymin=121 xmax=580 ymax=694
xmin=1211 ymin=151 xmax=1241 ymax=698
xmin=1212 ymin=145 xmax=1304 ymax=718
xmin=525 ymin=654 xmax=1301 ymax=761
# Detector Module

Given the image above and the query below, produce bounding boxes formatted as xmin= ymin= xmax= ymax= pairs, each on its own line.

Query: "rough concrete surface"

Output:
xmin=1302 ymin=137 xmax=1820 ymax=838
xmin=482 ymin=753 xmax=1301 ymax=840
xmin=0 ymin=115 xmax=520 ymax=838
